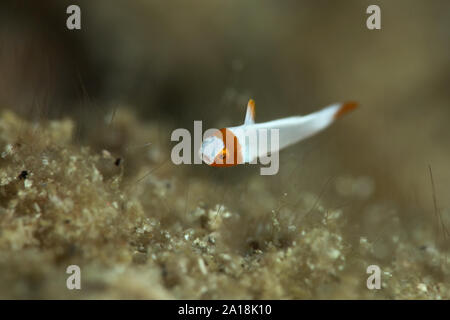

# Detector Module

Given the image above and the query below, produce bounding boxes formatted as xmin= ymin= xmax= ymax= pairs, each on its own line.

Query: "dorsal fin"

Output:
xmin=244 ymin=99 xmax=256 ymax=125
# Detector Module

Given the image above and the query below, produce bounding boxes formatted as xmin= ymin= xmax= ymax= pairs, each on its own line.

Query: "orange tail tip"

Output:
xmin=334 ymin=101 xmax=359 ymax=119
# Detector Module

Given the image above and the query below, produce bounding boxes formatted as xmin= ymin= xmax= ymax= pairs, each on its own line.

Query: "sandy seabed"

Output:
xmin=0 ymin=109 xmax=448 ymax=299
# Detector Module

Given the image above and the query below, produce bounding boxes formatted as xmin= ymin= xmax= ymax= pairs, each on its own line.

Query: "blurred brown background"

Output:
xmin=1 ymin=0 xmax=449 ymax=248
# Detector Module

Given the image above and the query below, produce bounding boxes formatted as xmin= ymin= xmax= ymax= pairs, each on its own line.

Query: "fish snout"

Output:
xmin=199 ymin=149 xmax=214 ymax=165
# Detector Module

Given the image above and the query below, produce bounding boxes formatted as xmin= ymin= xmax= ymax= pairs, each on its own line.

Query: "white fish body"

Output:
xmin=200 ymin=99 xmax=357 ymax=167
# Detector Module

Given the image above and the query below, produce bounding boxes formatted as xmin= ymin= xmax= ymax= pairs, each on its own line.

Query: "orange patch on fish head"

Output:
xmin=210 ymin=128 xmax=243 ymax=167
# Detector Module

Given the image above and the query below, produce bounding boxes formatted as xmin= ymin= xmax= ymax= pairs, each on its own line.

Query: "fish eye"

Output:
xmin=220 ymin=149 xmax=227 ymax=159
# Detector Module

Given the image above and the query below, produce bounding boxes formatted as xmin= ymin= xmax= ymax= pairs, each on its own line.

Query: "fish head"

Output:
xmin=199 ymin=129 xmax=241 ymax=167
